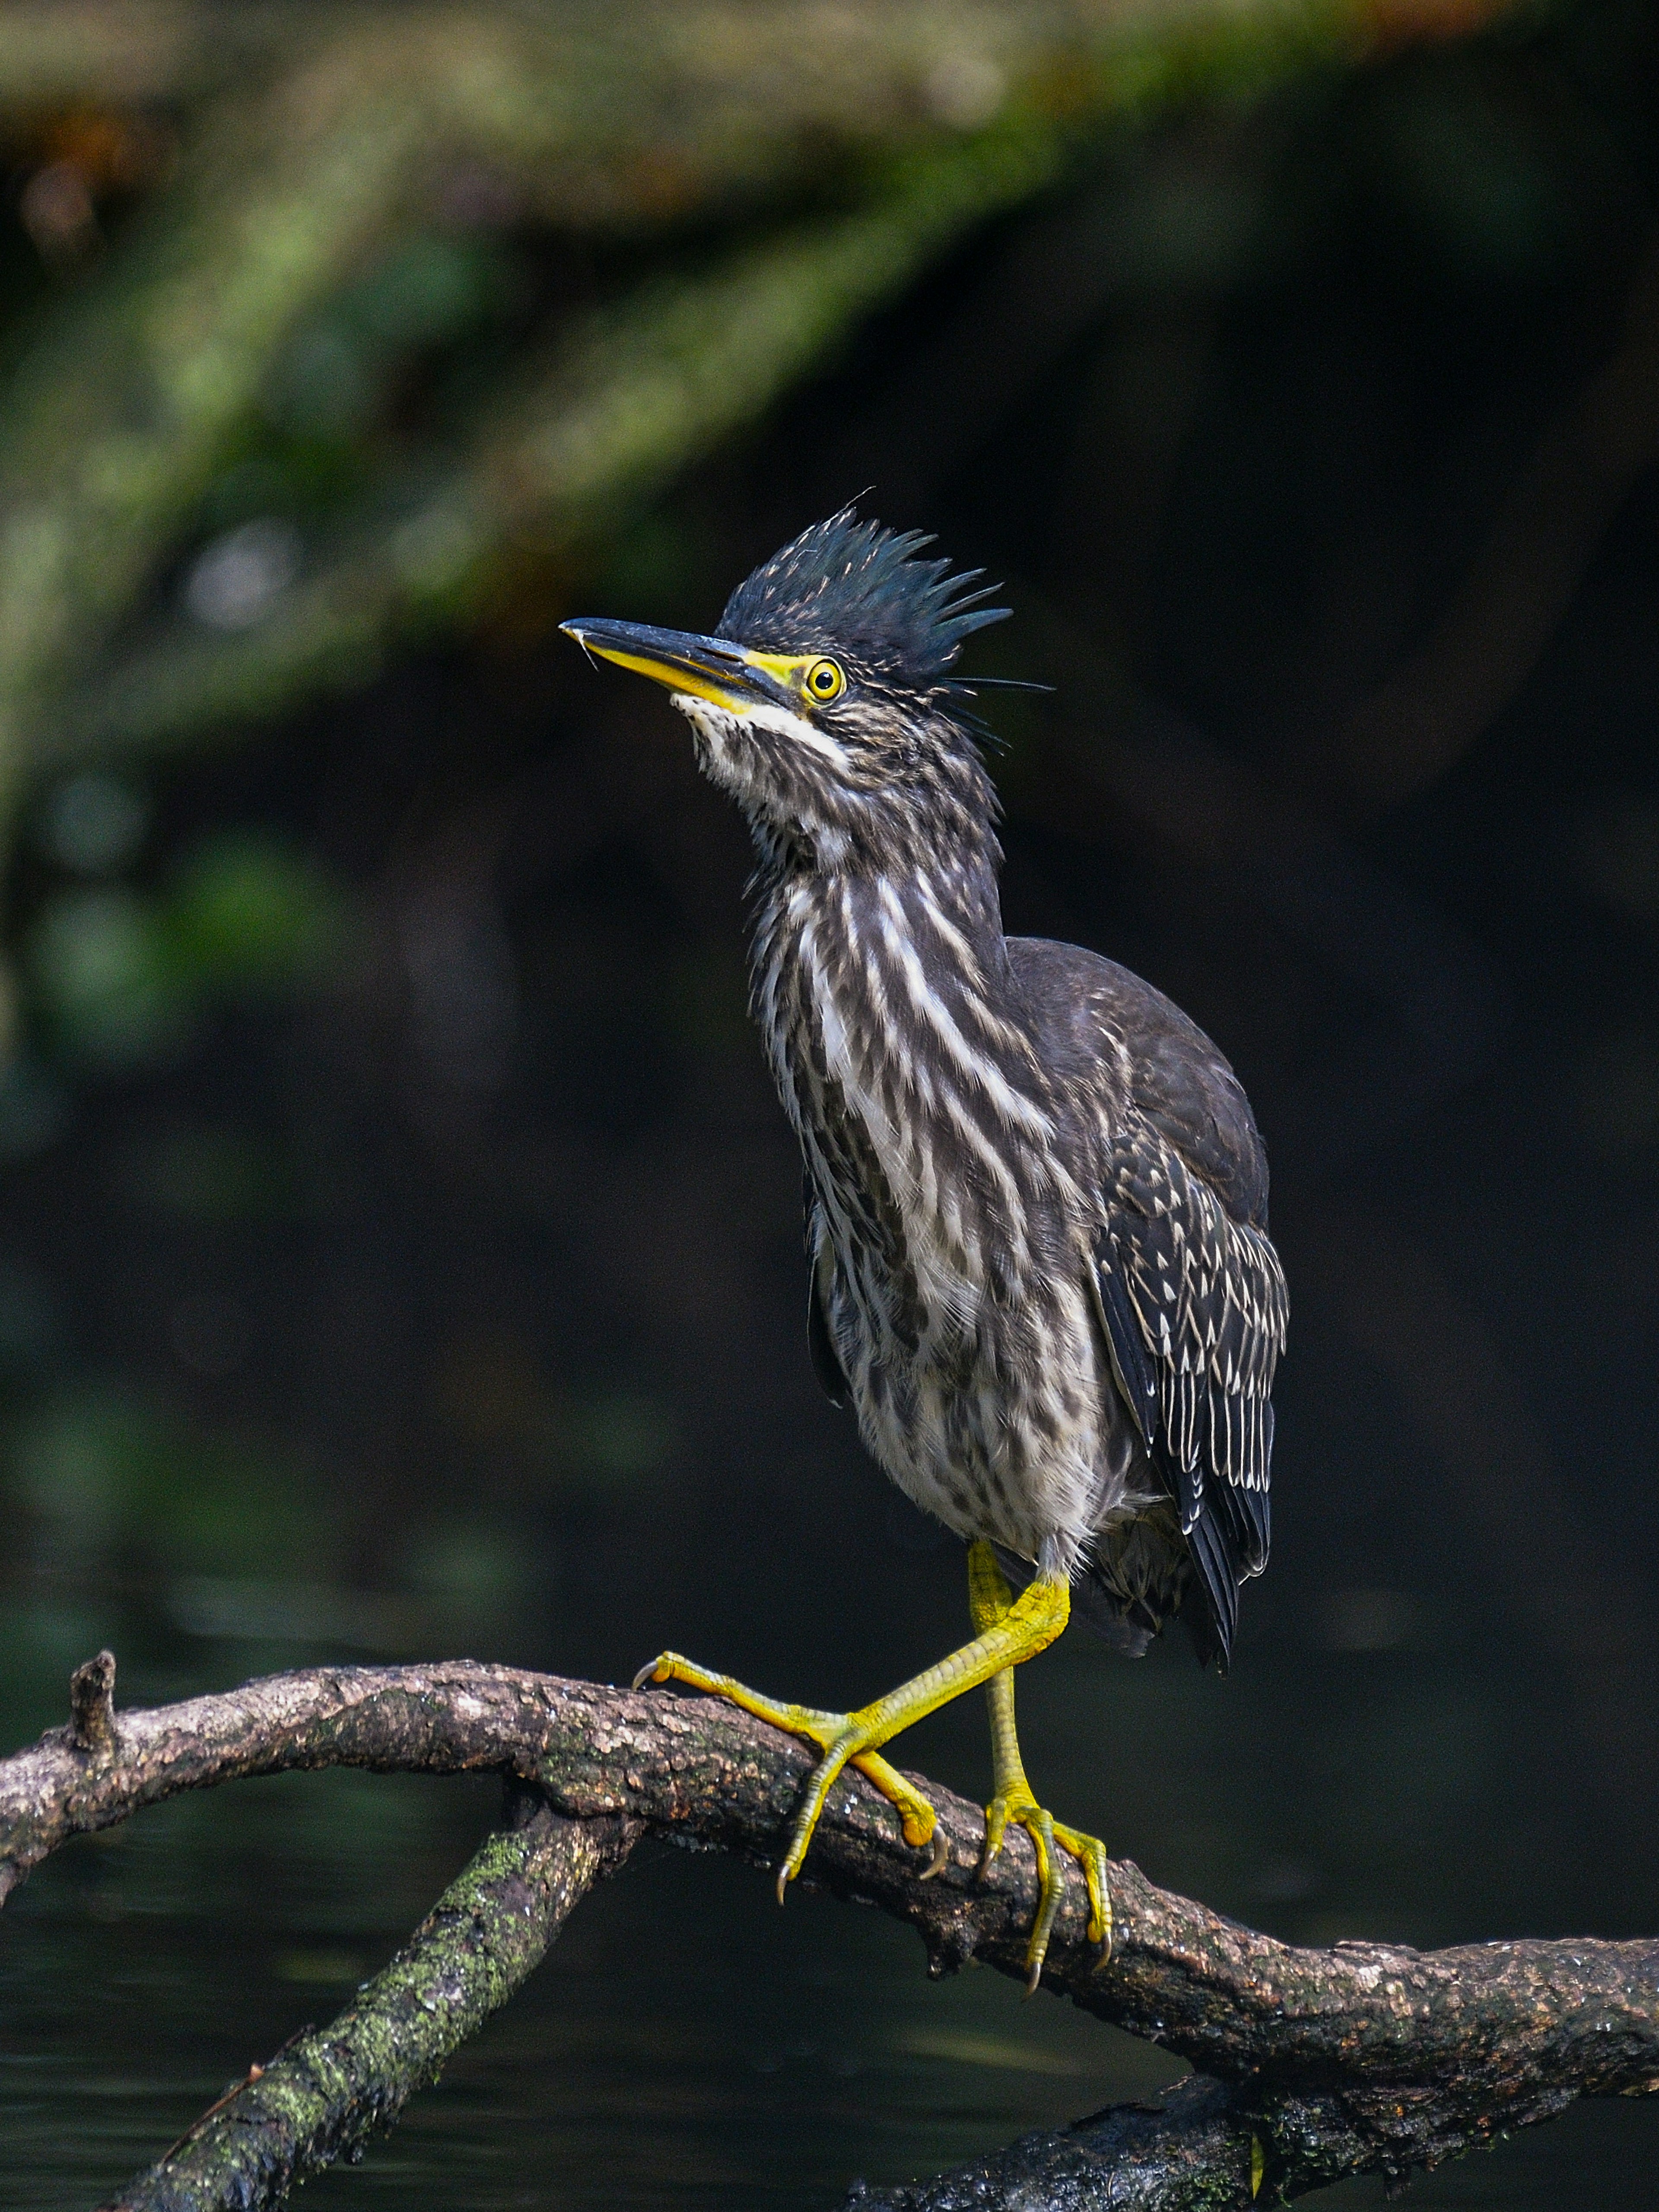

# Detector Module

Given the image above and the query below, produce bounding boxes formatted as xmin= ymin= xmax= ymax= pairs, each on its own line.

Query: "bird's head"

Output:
xmin=561 ymin=509 xmax=1013 ymax=869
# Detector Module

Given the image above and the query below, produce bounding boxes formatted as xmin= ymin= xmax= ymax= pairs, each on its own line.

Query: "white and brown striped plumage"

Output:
xmin=613 ymin=512 xmax=1287 ymax=1667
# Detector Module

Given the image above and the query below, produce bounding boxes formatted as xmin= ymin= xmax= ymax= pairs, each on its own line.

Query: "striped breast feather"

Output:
xmin=1091 ymin=1126 xmax=1287 ymax=1558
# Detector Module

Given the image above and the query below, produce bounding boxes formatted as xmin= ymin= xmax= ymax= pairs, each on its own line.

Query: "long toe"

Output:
xmin=1052 ymin=1819 xmax=1113 ymax=1961
xmin=630 ymin=1657 xmax=942 ymax=1894
xmin=1021 ymin=1808 xmax=1063 ymax=1992
xmin=978 ymin=1795 xmax=1111 ymax=1990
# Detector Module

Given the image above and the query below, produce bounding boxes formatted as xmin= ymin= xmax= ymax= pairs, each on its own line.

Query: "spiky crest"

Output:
xmin=716 ymin=508 xmax=1009 ymax=681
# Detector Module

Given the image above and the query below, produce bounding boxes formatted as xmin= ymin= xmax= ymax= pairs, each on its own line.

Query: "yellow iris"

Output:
xmin=741 ymin=650 xmax=847 ymax=706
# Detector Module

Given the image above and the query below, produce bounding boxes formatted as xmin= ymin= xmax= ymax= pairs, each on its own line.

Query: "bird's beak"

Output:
xmin=559 ymin=618 xmax=785 ymax=714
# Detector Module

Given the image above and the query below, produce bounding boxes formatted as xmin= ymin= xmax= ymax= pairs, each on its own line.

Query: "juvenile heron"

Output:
xmin=562 ymin=512 xmax=1286 ymax=1986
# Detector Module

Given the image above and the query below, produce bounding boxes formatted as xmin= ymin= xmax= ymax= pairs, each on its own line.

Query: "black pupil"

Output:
xmin=815 ymin=666 xmax=833 ymax=691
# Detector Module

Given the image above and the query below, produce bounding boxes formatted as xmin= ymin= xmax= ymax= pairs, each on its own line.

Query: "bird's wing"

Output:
xmin=1004 ymin=938 xmax=1285 ymax=1665
xmin=1092 ymin=1124 xmax=1287 ymax=1662
xmin=1004 ymin=938 xmax=1271 ymax=1225
xmin=804 ymin=1175 xmax=850 ymax=1407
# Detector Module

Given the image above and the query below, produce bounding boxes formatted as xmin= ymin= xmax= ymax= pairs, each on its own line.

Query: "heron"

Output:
xmin=561 ymin=511 xmax=1287 ymax=1988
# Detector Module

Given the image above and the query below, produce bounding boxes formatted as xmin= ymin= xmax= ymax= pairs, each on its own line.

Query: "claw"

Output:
xmin=975 ymin=1789 xmax=1111 ymax=1991
xmin=920 ymin=1827 xmax=950 ymax=1880
xmin=977 ymin=1795 xmax=1011 ymax=1879
xmin=1057 ymin=1821 xmax=1113 ymax=1962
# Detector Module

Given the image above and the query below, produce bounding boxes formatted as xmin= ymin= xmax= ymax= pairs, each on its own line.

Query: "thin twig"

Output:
xmin=154 ymin=2026 xmax=312 ymax=2166
xmin=66 ymin=1648 xmax=116 ymax=1755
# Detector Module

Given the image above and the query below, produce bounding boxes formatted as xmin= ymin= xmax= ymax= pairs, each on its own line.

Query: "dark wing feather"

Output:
xmin=804 ymin=1176 xmax=849 ymax=1407
xmin=1089 ymin=1254 xmax=1159 ymax=1450
xmin=1005 ymin=936 xmax=1287 ymax=1671
xmin=1004 ymin=937 xmax=1272 ymax=1226
xmin=1183 ymin=1499 xmax=1239 ymax=1666
xmin=1099 ymin=1125 xmax=1287 ymax=1662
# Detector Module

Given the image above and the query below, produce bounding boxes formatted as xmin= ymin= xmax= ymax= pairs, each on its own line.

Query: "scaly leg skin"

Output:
xmin=969 ymin=1541 xmax=1112 ymax=1991
xmin=633 ymin=1571 xmax=1072 ymax=1904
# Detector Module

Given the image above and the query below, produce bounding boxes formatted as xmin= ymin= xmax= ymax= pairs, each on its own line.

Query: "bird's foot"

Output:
xmin=978 ymin=1779 xmax=1112 ymax=1992
xmin=631 ymin=1652 xmax=945 ymax=1897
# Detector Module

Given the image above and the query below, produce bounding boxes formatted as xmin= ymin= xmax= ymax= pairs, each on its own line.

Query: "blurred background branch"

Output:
xmin=0 ymin=0 xmax=1509 ymax=805
xmin=1325 ymin=215 xmax=1659 ymax=812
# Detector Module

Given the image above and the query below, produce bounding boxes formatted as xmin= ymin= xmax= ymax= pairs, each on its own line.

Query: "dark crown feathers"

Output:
xmin=717 ymin=509 xmax=1010 ymax=682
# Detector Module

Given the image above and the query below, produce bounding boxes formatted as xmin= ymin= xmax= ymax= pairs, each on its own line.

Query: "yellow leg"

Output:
xmin=633 ymin=1567 xmax=1071 ymax=1903
xmin=969 ymin=1542 xmax=1112 ymax=1990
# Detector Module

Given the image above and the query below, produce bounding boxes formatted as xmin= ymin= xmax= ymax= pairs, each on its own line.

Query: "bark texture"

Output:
xmin=842 ymin=2077 xmax=1255 ymax=2211
xmin=0 ymin=1656 xmax=1653 ymax=2210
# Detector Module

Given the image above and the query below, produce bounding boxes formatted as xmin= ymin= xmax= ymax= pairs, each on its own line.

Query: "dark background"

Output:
xmin=2 ymin=1 xmax=1659 ymax=2203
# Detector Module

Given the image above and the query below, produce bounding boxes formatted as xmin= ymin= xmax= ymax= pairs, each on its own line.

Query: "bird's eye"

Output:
xmin=804 ymin=658 xmax=845 ymax=703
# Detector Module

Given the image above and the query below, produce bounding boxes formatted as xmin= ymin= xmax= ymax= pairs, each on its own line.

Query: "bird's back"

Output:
xmin=1004 ymin=937 xmax=1271 ymax=1230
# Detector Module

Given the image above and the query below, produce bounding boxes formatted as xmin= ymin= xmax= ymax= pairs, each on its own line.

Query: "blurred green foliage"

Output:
xmin=165 ymin=834 xmax=348 ymax=994
xmin=12 ymin=1388 xmax=321 ymax=1575
xmin=113 ymin=1121 xmax=299 ymax=1225
xmin=25 ymin=829 xmax=350 ymax=1067
xmin=0 ymin=0 xmax=1514 ymax=796
xmin=0 ymin=1363 xmax=556 ymax=1663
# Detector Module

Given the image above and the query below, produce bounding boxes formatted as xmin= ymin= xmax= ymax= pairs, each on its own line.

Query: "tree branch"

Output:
xmin=1 ymin=1655 xmax=1653 ymax=2210
xmin=841 ymin=2075 xmax=1255 ymax=2210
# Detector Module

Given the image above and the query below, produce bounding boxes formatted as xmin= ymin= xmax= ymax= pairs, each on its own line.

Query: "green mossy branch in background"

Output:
xmin=0 ymin=0 xmax=1513 ymax=805
xmin=55 ymin=124 xmax=1075 ymax=756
